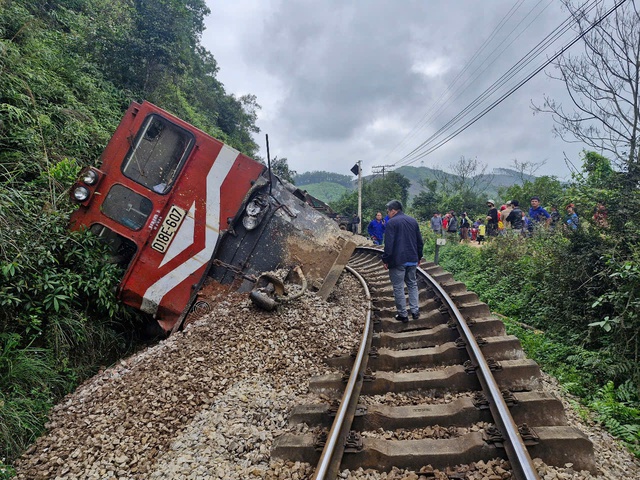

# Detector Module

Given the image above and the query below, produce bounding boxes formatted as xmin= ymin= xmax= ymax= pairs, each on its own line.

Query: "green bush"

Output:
xmin=437 ymin=231 xmax=640 ymax=455
xmin=0 ymin=333 xmax=59 ymax=457
xmin=0 ymin=164 xmax=141 ymax=461
xmin=0 ymin=0 xmax=263 ymax=465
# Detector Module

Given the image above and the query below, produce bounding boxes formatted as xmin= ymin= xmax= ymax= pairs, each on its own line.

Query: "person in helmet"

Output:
xmin=486 ymin=200 xmax=499 ymax=236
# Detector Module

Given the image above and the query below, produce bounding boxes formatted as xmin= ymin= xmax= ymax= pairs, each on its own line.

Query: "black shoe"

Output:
xmin=411 ymin=311 xmax=420 ymax=320
xmin=395 ymin=314 xmax=409 ymax=323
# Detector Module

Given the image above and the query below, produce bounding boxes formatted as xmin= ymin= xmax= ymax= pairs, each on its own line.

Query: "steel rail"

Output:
xmin=313 ymin=264 xmax=373 ymax=480
xmin=417 ymin=265 xmax=540 ymax=480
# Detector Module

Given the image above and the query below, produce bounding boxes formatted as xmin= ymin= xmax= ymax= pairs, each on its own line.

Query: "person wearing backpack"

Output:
xmin=505 ymin=200 xmax=524 ymax=235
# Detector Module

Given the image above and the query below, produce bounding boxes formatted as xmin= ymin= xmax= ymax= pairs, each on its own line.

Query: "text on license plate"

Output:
xmin=151 ymin=205 xmax=187 ymax=253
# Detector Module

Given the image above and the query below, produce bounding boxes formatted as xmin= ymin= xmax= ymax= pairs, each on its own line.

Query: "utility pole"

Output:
xmin=357 ymin=160 xmax=362 ymax=234
xmin=350 ymin=161 xmax=363 ymax=234
xmin=371 ymin=164 xmax=395 ymax=177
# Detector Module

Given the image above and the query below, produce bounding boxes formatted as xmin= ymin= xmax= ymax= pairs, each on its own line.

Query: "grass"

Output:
xmin=430 ymin=239 xmax=640 ymax=456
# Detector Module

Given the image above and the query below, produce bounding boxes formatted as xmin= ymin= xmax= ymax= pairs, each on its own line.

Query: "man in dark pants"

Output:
xmin=350 ymin=213 xmax=360 ymax=234
xmin=381 ymin=200 xmax=424 ymax=323
xmin=486 ymin=199 xmax=499 ymax=236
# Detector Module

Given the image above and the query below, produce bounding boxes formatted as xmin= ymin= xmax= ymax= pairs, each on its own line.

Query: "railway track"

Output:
xmin=273 ymin=246 xmax=596 ymax=479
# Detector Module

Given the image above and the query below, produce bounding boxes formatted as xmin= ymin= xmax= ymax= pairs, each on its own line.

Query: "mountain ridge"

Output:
xmin=296 ymin=166 xmax=535 ymax=204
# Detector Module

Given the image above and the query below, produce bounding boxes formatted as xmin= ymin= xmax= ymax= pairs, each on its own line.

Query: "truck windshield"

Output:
xmin=101 ymin=184 xmax=153 ymax=230
xmin=121 ymin=114 xmax=195 ymax=194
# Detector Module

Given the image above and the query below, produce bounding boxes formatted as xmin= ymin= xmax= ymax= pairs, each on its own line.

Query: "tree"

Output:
xmin=411 ymin=191 xmax=439 ymax=221
xmin=434 ymin=156 xmax=486 ymax=192
xmin=499 ymin=176 xmax=565 ymax=211
xmin=581 ymin=151 xmax=615 ymax=187
xmin=269 ymin=156 xmax=296 ymax=184
xmin=510 ymin=159 xmax=547 ymax=185
xmin=330 ymin=171 xmax=411 ymax=221
xmin=535 ymin=1 xmax=640 ymax=176
xmin=433 ymin=156 xmax=493 ymax=215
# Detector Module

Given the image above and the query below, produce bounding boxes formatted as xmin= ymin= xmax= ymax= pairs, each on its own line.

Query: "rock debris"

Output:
xmin=12 ymin=273 xmax=640 ymax=479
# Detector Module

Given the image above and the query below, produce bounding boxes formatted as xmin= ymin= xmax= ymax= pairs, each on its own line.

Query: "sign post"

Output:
xmin=350 ymin=161 xmax=363 ymax=234
xmin=434 ymin=237 xmax=446 ymax=264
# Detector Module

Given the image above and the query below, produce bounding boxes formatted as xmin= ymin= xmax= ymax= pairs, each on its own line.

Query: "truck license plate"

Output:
xmin=151 ymin=205 xmax=187 ymax=253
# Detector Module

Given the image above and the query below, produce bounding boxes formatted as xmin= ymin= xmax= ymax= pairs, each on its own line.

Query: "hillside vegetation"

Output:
xmin=300 ymin=182 xmax=349 ymax=203
xmin=293 ymin=170 xmax=355 ymax=188
xmin=304 ymin=165 xmax=530 ymax=207
xmin=0 ymin=0 xmax=260 ymax=466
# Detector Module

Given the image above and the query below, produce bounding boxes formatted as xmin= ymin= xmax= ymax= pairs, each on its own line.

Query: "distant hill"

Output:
xmin=293 ymin=167 xmax=532 ymax=204
xmin=489 ymin=168 xmax=536 ymax=186
xmin=393 ymin=165 xmax=534 ymax=200
xmin=293 ymin=171 xmax=355 ymax=189
xmin=300 ymin=182 xmax=350 ymax=203
xmin=394 ymin=165 xmax=444 ymax=198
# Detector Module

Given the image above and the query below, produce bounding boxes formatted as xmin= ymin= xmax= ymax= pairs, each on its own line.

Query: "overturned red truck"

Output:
xmin=69 ymin=101 xmax=357 ymax=333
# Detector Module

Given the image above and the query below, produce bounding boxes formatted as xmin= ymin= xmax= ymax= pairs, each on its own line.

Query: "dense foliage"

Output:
xmin=329 ymin=171 xmax=411 ymax=221
xmin=0 ymin=0 xmax=260 ymax=464
xmin=293 ymin=170 xmax=355 ymax=188
xmin=423 ymin=152 xmax=640 ymax=455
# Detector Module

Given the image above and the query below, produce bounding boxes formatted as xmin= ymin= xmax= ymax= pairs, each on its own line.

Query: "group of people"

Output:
xmin=359 ymin=196 xmax=587 ymax=326
xmin=430 ymin=197 xmax=581 ymax=243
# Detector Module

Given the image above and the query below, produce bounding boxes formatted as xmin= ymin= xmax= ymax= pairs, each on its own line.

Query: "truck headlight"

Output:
xmin=82 ymin=169 xmax=99 ymax=185
xmin=73 ymin=186 xmax=90 ymax=201
xmin=245 ymin=198 xmax=264 ymax=216
xmin=242 ymin=215 xmax=260 ymax=230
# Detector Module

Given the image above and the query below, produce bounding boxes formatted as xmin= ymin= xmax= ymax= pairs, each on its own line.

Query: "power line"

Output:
xmin=396 ymin=0 xmax=628 ymax=167
xmin=371 ymin=164 xmax=395 ymax=177
xmin=396 ymin=5 xmax=582 ymax=165
xmin=379 ymin=0 xmax=533 ymax=163
xmin=395 ymin=0 xmax=601 ymax=166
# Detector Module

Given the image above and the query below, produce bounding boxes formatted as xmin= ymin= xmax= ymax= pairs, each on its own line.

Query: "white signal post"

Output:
xmin=357 ymin=160 xmax=362 ymax=234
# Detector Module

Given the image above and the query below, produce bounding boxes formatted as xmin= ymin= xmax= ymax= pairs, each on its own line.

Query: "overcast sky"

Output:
xmin=201 ymin=0 xmax=602 ymax=180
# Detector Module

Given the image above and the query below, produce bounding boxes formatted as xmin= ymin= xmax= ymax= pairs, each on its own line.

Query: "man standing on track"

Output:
xmin=382 ymin=200 xmax=424 ymax=323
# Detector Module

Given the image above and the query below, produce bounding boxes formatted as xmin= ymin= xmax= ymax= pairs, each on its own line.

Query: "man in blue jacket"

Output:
xmin=529 ymin=196 xmax=551 ymax=227
xmin=381 ymin=200 xmax=424 ymax=323
xmin=367 ymin=211 xmax=386 ymax=245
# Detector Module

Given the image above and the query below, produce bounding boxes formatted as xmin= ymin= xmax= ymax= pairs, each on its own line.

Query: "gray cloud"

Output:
xmin=203 ymin=0 xmax=597 ymax=180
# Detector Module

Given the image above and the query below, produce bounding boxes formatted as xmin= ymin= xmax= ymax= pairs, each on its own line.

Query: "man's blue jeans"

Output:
xmin=388 ymin=264 xmax=419 ymax=317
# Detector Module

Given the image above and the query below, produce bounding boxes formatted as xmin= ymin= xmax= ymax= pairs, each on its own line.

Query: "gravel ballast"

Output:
xmin=13 ymin=273 xmax=640 ymax=479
